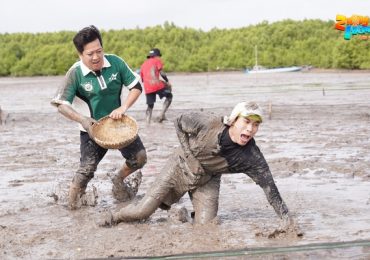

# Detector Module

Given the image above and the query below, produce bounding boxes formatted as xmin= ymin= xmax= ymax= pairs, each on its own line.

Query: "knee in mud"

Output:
xmin=126 ymin=149 xmax=147 ymax=170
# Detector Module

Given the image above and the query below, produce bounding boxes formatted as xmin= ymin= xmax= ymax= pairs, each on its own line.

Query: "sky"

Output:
xmin=1 ymin=0 xmax=369 ymax=33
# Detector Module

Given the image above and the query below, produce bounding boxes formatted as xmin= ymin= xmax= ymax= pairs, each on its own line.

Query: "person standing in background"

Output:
xmin=140 ymin=48 xmax=172 ymax=124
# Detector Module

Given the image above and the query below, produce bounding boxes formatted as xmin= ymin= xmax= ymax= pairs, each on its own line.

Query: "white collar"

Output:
xmin=80 ymin=56 xmax=111 ymax=76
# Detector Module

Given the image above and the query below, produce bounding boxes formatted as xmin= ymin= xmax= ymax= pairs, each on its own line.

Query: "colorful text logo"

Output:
xmin=335 ymin=14 xmax=370 ymax=40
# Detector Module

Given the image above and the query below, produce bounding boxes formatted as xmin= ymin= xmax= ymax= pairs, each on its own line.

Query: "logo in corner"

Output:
xmin=335 ymin=14 xmax=370 ymax=40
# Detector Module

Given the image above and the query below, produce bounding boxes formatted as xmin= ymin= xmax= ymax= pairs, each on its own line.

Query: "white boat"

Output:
xmin=246 ymin=65 xmax=302 ymax=74
xmin=246 ymin=45 xmax=302 ymax=74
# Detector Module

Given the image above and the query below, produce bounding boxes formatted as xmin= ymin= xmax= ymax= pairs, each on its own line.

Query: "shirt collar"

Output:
xmin=80 ymin=56 xmax=111 ymax=76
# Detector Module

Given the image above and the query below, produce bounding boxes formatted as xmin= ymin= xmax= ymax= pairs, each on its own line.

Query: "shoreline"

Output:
xmin=1 ymin=68 xmax=370 ymax=80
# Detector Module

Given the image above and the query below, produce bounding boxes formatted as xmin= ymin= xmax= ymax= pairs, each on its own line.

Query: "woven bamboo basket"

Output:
xmin=91 ymin=115 xmax=138 ymax=149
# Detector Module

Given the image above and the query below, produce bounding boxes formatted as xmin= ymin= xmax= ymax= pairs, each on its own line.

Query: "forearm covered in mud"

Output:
xmin=246 ymin=168 xmax=289 ymax=218
xmin=261 ymin=179 xmax=289 ymax=218
xmin=57 ymin=104 xmax=85 ymax=124
xmin=174 ymin=114 xmax=202 ymax=157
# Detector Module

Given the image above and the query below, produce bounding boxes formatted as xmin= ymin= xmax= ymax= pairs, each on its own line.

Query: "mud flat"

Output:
xmin=0 ymin=71 xmax=369 ymax=258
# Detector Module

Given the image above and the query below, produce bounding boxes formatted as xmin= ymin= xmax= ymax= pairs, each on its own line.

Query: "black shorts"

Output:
xmin=79 ymin=131 xmax=146 ymax=172
xmin=146 ymin=87 xmax=172 ymax=105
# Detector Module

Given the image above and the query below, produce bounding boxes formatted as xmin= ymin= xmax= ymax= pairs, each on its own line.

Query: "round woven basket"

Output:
xmin=91 ymin=115 xmax=138 ymax=149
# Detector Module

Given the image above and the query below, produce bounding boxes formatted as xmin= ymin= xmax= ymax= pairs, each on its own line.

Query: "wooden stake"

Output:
xmin=268 ymin=101 xmax=272 ymax=120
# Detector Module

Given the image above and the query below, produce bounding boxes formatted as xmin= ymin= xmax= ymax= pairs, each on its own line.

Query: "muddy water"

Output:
xmin=0 ymin=71 xmax=370 ymax=258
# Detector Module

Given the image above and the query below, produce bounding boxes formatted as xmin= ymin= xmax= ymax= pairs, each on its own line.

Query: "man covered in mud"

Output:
xmin=101 ymin=101 xmax=297 ymax=229
xmin=51 ymin=25 xmax=146 ymax=209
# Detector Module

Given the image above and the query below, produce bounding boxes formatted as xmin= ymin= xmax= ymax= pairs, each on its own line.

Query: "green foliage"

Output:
xmin=0 ymin=19 xmax=369 ymax=76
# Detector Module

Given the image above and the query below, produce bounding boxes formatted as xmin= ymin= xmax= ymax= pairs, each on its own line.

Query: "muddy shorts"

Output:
xmin=146 ymin=87 xmax=172 ymax=105
xmin=147 ymin=153 xmax=216 ymax=208
xmin=78 ymin=131 xmax=146 ymax=177
xmin=188 ymin=174 xmax=221 ymax=223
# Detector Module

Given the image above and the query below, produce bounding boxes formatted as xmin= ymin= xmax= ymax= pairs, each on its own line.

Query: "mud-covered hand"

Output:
xmin=280 ymin=213 xmax=294 ymax=229
xmin=279 ymin=213 xmax=304 ymax=237
xmin=185 ymin=153 xmax=204 ymax=175
xmin=80 ymin=116 xmax=97 ymax=138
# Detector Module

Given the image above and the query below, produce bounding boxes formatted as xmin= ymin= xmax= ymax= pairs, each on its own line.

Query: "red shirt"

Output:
xmin=140 ymin=57 xmax=166 ymax=94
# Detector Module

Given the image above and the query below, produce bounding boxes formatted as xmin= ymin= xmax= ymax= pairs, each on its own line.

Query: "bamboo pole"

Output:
xmin=268 ymin=101 xmax=272 ymax=120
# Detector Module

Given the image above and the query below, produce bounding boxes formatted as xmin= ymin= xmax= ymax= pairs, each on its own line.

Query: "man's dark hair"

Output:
xmin=73 ymin=25 xmax=103 ymax=53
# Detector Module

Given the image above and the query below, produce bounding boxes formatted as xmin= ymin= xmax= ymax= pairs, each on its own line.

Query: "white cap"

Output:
xmin=223 ymin=101 xmax=263 ymax=126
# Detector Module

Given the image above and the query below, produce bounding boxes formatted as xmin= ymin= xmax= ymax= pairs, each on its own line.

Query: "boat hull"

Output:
xmin=246 ymin=66 xmax=302 ymax=74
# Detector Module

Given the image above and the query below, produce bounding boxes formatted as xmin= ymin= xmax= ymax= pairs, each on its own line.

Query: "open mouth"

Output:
xmin=240 ymin=133 xmax=250 ymax=143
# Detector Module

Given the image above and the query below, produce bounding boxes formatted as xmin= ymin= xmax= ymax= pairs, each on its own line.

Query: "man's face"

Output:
xmin=79 ymin=38 xmax=104 ymax=72
xmin=229 ymin=116 xmax=260 ymax=146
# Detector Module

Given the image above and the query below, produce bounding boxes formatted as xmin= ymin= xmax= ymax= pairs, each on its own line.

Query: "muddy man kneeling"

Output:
xmin=101 ymin=101 xmax=300 ymax=233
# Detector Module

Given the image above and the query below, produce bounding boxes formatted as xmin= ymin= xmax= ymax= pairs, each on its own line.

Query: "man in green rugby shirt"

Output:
xmin=51 ymin=25 xmax=147 ymax=210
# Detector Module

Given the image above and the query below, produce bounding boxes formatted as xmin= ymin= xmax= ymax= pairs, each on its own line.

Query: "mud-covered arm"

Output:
xmin=174 ymin=113 xmax=205 ymax=174
xmin=57 ymin=104 xmax=97 ymax=137
xmin=244 ymin=148 xmax=289 ymax=219
xmin=174 ymin=113 xmax=204 ymax=156
xmin=51 ymin=68 xmax=97 ymax=136
xmin=259 ymin=171 xmax=289 ymax=219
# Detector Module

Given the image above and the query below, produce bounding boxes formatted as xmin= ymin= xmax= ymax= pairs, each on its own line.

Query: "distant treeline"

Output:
xmin=1 ymin=19 xmax=369 ymax=76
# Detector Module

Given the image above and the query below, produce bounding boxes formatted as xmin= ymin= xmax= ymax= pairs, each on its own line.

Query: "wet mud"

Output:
xmin=0 ymin=71 xmax=370 ymax=258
